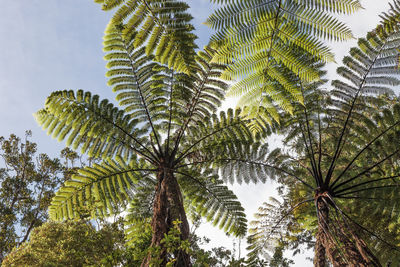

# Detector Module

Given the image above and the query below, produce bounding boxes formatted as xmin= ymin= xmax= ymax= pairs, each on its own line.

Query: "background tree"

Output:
xmin=0 ymin=131 xmax=67 ymax=263
xmin=2 ymin=220 xmax=131 ymax=267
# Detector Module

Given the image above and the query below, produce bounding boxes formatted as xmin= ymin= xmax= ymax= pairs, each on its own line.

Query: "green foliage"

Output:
xmin=123 ymin=217 xmax=249 ymax=266
xmin=268 ymin=244 xmax=294 ymax=267
xmin=378 ymin=0 xmax=400 ymax=34
xmin=35 ymin=4 xmax=274 ymax=251
xmin=331 ymin=30 xmax=400 ymax=105
xmin=35 ymin=89 xmax=146 ymax=160
xmin=37 ymin=1 xmax=397 ymax=265
xmin=2 ymin=220 xmax=130 ymax=267
xmin=247 ymin=197 xmax=309 ymax=266
xmin=95 ymin=0 xmax=197 ymax=74
xmin=0 ymin=132 xmax=66 ymax=262
xmin=245 ymin=5 xmax=400 ymax=264
xmin=49 ymin=155 xmax=154 ymax=220
xmin=178 ymin=169 xmax=247 ymax=236
xmin=207 ymin=0 xmax=361 ymax=118
xmin=124 ymin=218 xmax=153 ymax=263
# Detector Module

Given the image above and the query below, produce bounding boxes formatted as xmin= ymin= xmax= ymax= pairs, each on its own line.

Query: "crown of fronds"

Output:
xmin=36 ymin=20 xmax=273 ymax=236
xmin=207 ymin=0 xmax=361 ymax=119
xmin=95 ymin=0 xmax=197 ymax=74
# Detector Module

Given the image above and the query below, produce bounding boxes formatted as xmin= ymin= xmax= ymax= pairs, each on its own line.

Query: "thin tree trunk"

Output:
xmin=142 ymin=168 xmax=191 ymax=267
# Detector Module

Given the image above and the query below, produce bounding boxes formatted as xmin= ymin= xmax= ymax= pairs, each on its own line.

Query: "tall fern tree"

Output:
xmin=35 ymin=22 xmax=269 ymax=266
xmin=207 ymin=0 xmax=361 ymax=119
xmin=244 ymin=6 xmax=400 ymax=265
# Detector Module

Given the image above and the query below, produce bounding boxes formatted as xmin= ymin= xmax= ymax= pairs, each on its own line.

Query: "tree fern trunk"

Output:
xmin=314 ymin=226 xmax=327 ymax=267
xmin=314 ymin=196 xmax=382 ymax=267
xmin=314 ymin=199 xmax=328 ymax=267
xmin=142 ymin=168 xmax=191 ymax=267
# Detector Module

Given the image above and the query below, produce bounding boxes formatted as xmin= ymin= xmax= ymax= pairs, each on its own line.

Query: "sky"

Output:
xmin=0 ymin=0 xmax=393 ymax=265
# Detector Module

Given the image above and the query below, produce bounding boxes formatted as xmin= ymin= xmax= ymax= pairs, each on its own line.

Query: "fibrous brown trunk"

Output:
xmin=141 ymin=168 xmax=191 ymax=267
xmin=314 ymin=198 xmax=329 ymax=267
xmin=314 ymin=194 xmax=381 ymax=267
xmin=314 ymin=225 xmax=327 ymax=267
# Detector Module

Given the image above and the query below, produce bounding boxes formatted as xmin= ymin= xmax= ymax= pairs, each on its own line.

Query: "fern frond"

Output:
xmin=35 ymin=90 xmax=155 ymax=161
xmin=97 ymin=0 xmax=197 ymax=74
xmin=176 ymin=108 xmax=255 ymax=164
xmin=246 ymin=197 xmax=309 ymax=265
xmin=379 ymin=0 xmax=400 ymax=34
xmin=331 ymin=29 xmax=400 ymax=109
xmin=49 ymin=156 xmax=155 ymax=220
xmin=177 ymin=169 xmax=247 ymax=237
xmin=207 ymin=0 xmax=360 ymax=121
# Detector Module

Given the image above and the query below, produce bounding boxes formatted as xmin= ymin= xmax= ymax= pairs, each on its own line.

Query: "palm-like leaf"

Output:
xmin=49 ymin=156 xmax=155 ymax=220
xmin=177 ymin=169 xmax=247 ymax=236
xmin=35 ymin=90 xmax=153 ymax=161
xmin=95 ymin=0 xmax=197 ymax=74
xmin=207 ymin=0 xmax=361 ymax=118
xmin=247 ymin=197 xmax=313 ymax=266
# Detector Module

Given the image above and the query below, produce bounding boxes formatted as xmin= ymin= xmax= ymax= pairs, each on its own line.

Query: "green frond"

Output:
xmin=35 ymin=90 xmax=150 ymax=160
xmin=240 ymin=103 xmax=281 ymax=134
xmin=104 ymin=37 xmax=231 ymax=151
xmin=207 ymin=0 xmax=359 ymax=122
xmin=379 ymin=0 xmax=400 ymax=34
xmin=332 ymin=27 xmax=400 ymax=102
xmin=217 ymin=143 xmax=290 ymax=185
xmin=104 ymin=26 xmax=170 ymax=137
xmin=124 ymin=218 xmax=152 ymax=248
xmin=182 ymin=45 xmax=229 ymax=122
xmin=99 ymin=0 xmax=197 ymax=74
xmin=178 ymin=108 xmax=255 ymax=164
xmin=49 ymin=156 xmax=154 ymax=220
xmin=178 ymin=169 xmax=247 ymax=237
xmin=246 ymin=197 xmax=295 ymax=265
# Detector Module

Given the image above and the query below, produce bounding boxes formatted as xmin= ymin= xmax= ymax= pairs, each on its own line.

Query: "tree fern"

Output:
xmin=36 ymin=13 xmax=273 ymax=263
xmin=241 ymin=8 xmax=400 ymax=264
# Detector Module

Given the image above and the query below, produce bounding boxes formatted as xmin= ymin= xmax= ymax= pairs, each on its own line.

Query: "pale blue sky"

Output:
xmin=0 ymin=0 xmax=393 ymax=265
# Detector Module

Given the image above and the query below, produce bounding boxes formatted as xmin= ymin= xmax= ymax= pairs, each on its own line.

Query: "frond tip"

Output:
xmin=99 ymin=0 xmax=198 ymax=74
